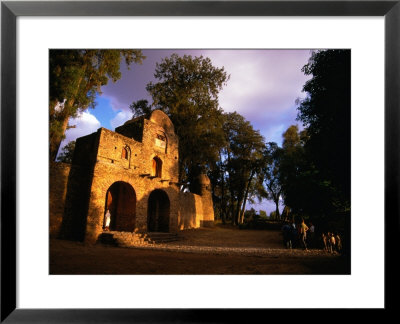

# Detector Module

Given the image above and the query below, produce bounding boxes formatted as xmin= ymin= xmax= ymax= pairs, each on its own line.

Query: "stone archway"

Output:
xmin=105 ymin=181 xmax=136 ymax=232
xmin=147 ymin=189 xmax=170 ymax=232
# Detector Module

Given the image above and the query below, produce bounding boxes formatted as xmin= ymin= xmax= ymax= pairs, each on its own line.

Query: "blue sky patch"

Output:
xmin=92 ymin=95 xmax=118 ymax=130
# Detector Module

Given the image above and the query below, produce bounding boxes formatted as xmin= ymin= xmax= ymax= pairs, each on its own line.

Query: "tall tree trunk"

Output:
xmin=49 ymin=112 xmax=70 ymax=162
xmin=221 ymin=205 xmax=226 ymax=224
xmin=220 ymin=190 xmax=226 ymax=224
xmin=230 ymin=201 xmax=236 ymax=225
xmin=219 ymin=152 xmax=226 ymax=224
xmin=234 ymin=194 xmax=244 ymax=225
xmin=49 ymin=66 xmax=85 ymax=162
xmin=239 ymin=170 xmax=256 ymax=224
xmin=228 ymin=189 xmax=237 ymax=225
xmin=274 ymin=199 xmax=280 ymax=221
xmin=239 ymin=208 xmax=245 ymax=225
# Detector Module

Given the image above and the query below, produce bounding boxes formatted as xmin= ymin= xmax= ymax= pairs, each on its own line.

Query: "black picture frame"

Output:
xmin=1 ymin=0 xmax=398 ymax=322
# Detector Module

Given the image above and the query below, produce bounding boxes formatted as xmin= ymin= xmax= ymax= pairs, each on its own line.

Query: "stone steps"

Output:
xmin=113 ymin=231 xmax=154 ymax=246
xmin=97 ymin=231 xmax=179 ymax=247
xmin=97 ymin=232 xmax=119 ymax=246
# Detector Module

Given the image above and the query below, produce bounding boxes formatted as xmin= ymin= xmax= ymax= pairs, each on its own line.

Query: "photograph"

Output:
xmin=2 ymin=0 xmax=396 ymax=320
xmin=49 ymin=49 xmax=351 ymax=275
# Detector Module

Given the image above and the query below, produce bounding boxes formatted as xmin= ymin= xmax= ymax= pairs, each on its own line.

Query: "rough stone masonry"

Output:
xmin=50 ymin=110 xmax=214 ymax=244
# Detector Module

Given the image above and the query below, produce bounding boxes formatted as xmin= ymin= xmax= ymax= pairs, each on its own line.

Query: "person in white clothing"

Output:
xmin=104 ymin=210 xmax=111 ymax=231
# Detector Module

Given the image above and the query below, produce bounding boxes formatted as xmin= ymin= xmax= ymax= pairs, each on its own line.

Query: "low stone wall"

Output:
xmin=178 ymin=191 xmax=215 ymax=230
xmin=49 ymin=162 xmax=71 ymax=238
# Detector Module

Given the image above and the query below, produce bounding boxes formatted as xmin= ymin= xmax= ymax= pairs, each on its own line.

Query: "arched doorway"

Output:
xmin=105 ymin=181 xmax=136 ymax=231
xmin=147 ymin=189 xmax=170 ymax=232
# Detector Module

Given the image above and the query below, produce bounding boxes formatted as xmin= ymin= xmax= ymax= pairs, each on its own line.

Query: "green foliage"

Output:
xmin=259 ymin=210 xmax=267 ymax=218
xmin=49 ymin=49 xmax=145 ymax=161
xmin=278 ymin=50 xmax=350 ymax=236
xmin=56 ymin=141 xmax=75 ymax=164
xmin=244 ymin=208 xmax=257 ymax=221
xmin=220 ymin=112 xmax=265 ymax=225
xmin=279 ymin=125 xmax=339 ymax=218
xmin=144 ymin=53 xmax=229 ymax=184
xmin=281 ymin=206 xmax=291 ymax=220
xmin=129 ymin=99 xmax=153 ymax=119
xmin=261 ymin=142 xmax=284 ymax=220
xmin=296 ymin=49 xmax=351 ymax=208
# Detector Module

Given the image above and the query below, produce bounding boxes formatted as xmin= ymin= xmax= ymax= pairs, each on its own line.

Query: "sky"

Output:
xmin=60 ymin=49 xmax=312 ymax=214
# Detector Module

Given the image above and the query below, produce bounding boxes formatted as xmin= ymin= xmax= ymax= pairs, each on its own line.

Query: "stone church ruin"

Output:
xmin=50 ymin=110 xmax=214 ymax=244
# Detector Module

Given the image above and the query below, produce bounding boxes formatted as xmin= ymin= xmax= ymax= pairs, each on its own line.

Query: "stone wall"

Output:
xmin=49 ymin=162 xmax=71 ymax=238
xmin=60 ymin=164 xmax=94 ymax=241
xmin=59 ymin=132 xmax=98 ymax=241
xmin=198 ymin=182 xmax=215 ymax=227
xmin=177 ymin=191 xmax=214 ymax=229
xmin=115 ymin=116 xmax=144 ymax=143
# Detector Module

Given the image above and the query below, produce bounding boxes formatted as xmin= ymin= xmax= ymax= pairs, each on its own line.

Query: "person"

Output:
xmin=281 ymin=221 xmax=292 ymax=249
xmin=335 ymin=233 xmax=342 ymax=253
xmin=308 ymin=221 xmax=315 ymax=248
xmin=322 ymin=233 xmax=328 ymax=251
xmin=299 ymin=218 xmax=309 ymax=250
xmin=290 ymin=221 xmax=297 ymax=248
xmin=104 ymin=209 xmax=111 ymax=231
xmin=327 ymin=232 xmax=336 ymax=253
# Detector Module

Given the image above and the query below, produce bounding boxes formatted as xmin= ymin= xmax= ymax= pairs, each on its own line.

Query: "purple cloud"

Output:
xmin=100 ymin=49 xmax=311 ymax=144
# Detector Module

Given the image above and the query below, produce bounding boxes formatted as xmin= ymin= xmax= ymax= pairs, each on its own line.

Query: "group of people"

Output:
xmin=281 ymin=219 xmax=341 ymax=253
xmin=281 ymin=218 xmax=314 ymax=250
xmin=321 ymin=232 xmax=342 ymax=254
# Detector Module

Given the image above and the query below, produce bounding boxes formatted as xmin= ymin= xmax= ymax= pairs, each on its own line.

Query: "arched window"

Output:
xmin=122 ymin=146 xmax=130 ymax=160
xmin=152 ymin=157 xmax=162 ymax=178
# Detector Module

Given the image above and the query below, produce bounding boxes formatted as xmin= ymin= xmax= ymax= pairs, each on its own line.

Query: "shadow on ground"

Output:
xmin=50 ymin=225 xmax=350 ymax=275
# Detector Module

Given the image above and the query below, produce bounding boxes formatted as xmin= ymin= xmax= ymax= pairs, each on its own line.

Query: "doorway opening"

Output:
xmin=147 ymin=189 xmax=170 ymax=232
xmin=105 ymin=181 xmax=136 ymax=231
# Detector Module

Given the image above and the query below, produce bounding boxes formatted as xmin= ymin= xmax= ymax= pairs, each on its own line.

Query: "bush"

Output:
xmin=239 ymin=218 xmax=282 ymax=230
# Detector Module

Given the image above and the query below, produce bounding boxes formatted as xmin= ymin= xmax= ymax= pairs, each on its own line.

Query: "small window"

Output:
xmin=152 ymin=157 xmax=162 ymax=178
xmin=122 ymin=146 xmax=130 ymax=160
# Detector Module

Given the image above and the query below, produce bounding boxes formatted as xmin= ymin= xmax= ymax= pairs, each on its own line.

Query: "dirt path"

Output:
xmin=50 ymin=225 xmax=350 ymax=275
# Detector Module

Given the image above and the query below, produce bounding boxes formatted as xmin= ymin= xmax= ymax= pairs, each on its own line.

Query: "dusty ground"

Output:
xmin=50 ymin=225 xmax=350 ymax=275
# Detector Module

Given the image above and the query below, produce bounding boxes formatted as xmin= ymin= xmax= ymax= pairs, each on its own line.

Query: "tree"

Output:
xmin=56 ymin=141 xmax=75 ymax=164
xmin=221 ymin=112 xmax=265 ymax=225
xmin=129 ymin=99 xmax=153 ymax=119
xmin=296 ymin=49 xmax=351 ymax=209
xmin=262 ymin=142 xmax=284 ymax=220
xmin=259 ymin=210 xmax=267 ymax=218
xmin=208 ymin=151 xmax=229 ymax=224
xmin=279 ymin=123 xmax=344 ymax=230
xmin=279 ymin=125 xmax=324 ymax=217
xmin=144 ymin=54 xmax=229 ymax=184
xmin=281 ymin=206 xmax=291 ymax=220
xmin=49 ymin=49 xmax=145 ymax=161
xmin=291 ymin=50 xmax=351 ymax=251
xmin=244 ymin=208 xmax=256 ymax=222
